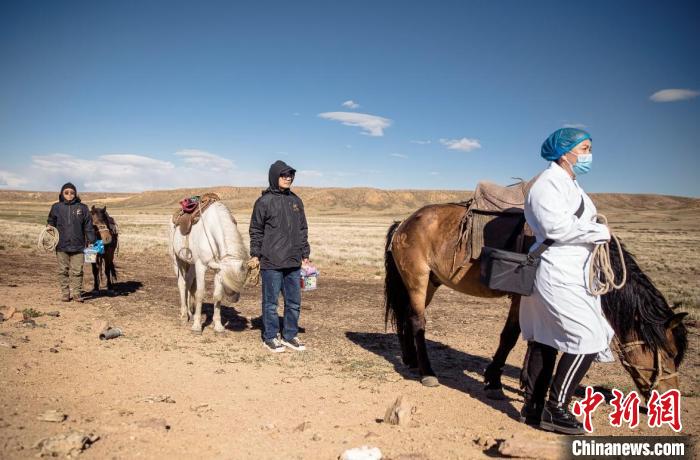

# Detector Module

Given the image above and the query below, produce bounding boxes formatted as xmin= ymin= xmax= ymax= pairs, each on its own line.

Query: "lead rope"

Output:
xmin=588 ymin=214 xmax=626 ymax=296
xmin=38 ymin=226 xmax=59 ymax=252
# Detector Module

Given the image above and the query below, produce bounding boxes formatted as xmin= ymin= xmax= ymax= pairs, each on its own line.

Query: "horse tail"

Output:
xmin=384 ymin=222 xmax=410 ymax=338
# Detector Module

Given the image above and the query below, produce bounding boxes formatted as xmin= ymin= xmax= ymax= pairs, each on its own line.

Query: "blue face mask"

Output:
xmin=572 ymin=153 xmax=592 ymax=175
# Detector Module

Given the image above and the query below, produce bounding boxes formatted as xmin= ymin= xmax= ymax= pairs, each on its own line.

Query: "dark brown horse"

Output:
xmin=90 ymin=206 xmax=118 ymax=293
xmin=384 ymin=203 xmax=688 ymax=400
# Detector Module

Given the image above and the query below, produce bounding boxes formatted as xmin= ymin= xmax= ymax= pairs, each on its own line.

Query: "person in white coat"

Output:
xmin=519 ymin=127 xmax=614 ymax=435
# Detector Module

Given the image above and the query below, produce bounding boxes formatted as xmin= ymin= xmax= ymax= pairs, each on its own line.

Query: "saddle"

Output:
xmin=456 ymin=178 xmax=538 ymax=268
xmin=172 ymin=193 xmax=221 ymax=236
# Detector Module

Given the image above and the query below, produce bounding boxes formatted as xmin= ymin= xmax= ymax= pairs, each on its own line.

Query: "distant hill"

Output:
xmin=1 ymin=187 xmax=697 ymax=215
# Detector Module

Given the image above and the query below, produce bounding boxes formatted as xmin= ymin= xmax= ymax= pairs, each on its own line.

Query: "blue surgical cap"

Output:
xmin=541 ymin=128 xmax=592 ymax=161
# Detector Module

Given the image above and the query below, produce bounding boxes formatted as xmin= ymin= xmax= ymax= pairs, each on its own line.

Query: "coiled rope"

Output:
xmin=38 ymin=226 xmax=59 ymax=252
xmin=246 ymin=257 xmax=260 ymax=286
xmin=588 ymin=214 xmax=626 ymax=296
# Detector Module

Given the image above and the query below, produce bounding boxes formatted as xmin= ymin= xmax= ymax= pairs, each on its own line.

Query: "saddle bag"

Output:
xmin=480 ymin=197 xmax=584 ymax=296
xmin=480 ymin=246 xmax=544 ymax=296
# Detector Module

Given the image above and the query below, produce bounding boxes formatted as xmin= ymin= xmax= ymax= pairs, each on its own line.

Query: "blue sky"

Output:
xmin=1 ymin=0 xmax=698 ymax=196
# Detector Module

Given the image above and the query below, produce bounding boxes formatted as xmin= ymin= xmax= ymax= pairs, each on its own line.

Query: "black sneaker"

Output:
xmin=540 ymin=403 xmax=585 ymax=435
xmin=519 ymin=399 xmax=543 ymax=426
xmin=263 ymin=338 xmax=285 ymax=353
xmin=281 ymin=336 xmax=306 ymax=351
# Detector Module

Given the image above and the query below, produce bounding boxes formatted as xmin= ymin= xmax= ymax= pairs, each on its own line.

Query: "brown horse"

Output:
xmin=90 ymin=206 xmax=118 ymax=293
xmin=384 ymin=203 xmax=688 ymax=400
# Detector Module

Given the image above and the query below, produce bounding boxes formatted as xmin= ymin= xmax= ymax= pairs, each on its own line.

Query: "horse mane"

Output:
xmin=601 ymin=241 xmax=687 ymax=366
xmin=209 ymin=202 xmax=247 ymax=260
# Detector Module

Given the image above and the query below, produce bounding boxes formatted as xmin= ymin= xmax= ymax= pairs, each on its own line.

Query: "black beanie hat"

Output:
xmin=59 ymin=182 xmax=77 ymax=202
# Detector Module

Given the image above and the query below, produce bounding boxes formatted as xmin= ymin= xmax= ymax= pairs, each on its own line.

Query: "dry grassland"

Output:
xmin=1 ymin=189 xmax=698 ymax=317
xmin=0 ymin=189 xmax=698 ymax=459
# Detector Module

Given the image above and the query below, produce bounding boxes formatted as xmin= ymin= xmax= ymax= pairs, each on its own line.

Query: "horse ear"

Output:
xmin=102 ymin=206 xmax=107 ymax=212
xmin=666 ymin=312 xmax=688 ymax=330
xmin=91 ymin=205 xmax=96 ymax=211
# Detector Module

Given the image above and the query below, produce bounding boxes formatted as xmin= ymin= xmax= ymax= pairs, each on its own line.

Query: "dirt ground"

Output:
xmin=0 ymin=249 xmax=697 ymax=459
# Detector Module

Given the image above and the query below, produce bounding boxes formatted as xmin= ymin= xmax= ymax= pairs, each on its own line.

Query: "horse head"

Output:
xmin=90 ymin=205 xmax=113 ymax=245
xmin=602 ymin=242 xmax=688 ymax=400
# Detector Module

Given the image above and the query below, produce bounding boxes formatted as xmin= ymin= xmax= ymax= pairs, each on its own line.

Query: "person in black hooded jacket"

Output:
xmin=250 ymin=160 xmax=310 ymax=352
xmin=47 ymin=182 xmax=96 ymax=302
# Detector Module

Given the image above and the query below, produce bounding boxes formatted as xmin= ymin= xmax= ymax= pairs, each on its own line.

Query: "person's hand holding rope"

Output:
xmin=246 ymin=256 xmax=261 ymax=286
xmin=589 ymin=214 xmax=626 ymax=296
xmin=38 ymin=225 xmax=59 ymax=252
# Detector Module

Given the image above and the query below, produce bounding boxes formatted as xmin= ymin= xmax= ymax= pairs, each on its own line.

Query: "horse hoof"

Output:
xmin=421 ymin=376 xmax=440 ymax=387
xmin=485 ymin=388 xmax=506 ymax=400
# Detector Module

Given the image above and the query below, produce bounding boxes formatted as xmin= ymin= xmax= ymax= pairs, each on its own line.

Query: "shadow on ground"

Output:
xmin=346 ymin=331 xmax=523 ymax=421
xmin=88 ymin=280 xmax=143 ymax=298
xmin=198 ymin=303 xmax=250 ymax=331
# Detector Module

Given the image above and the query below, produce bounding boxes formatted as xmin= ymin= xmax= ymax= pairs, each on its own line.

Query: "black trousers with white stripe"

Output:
xmin=521 ymin=341 xmax=596 ymax=407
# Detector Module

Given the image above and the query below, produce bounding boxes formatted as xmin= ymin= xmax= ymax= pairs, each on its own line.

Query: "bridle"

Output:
xmin=615 ymin=339 xmax=678 ymax=395
xmin=93 ymin=219 xmax=113 ymax=244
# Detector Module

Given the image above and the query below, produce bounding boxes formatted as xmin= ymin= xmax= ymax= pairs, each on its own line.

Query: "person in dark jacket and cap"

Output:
xmin=47 ymin=182 xmax=96 ymax=302
xmin=249 ymin=160 xmax=311 ymax=352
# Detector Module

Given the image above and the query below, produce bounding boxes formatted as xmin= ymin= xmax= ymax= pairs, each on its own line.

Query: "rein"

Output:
xmin=615 ymin=339 xmax=678 ymax=394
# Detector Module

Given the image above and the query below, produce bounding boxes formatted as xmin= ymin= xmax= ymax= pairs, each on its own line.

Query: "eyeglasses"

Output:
xmin=63 ymin=190 xmax=75 ymax=195
xmin=280 ymin=173 xmax=295 ymax=180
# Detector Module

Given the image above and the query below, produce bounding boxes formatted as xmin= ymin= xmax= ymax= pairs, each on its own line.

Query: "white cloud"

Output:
xmin=430 ymin=171 xmax=439 ymax=176
xmin=649 ymin=89 xmax=700 ymax=102
xmin=341 ymin=100 xmax=360 ymax=109
xmin=18 ymin=150 xmax=261 ymax=192
xmin=390 ymin=153 xmax=408 ymax=159
xmin=175 ymin=149 xmax=234 ymax=172
xmin=440 ymin=137 xmax=482 ymax=152
xmin=410 ymin=139 xmax=431 ymax=145
xmin=563 ymin=123 xmax=587 ymax=129
xmin=0 ymin=170 xmax=29 ymax=188
xmin=297 ymin=170 xmax=323 ymax=178
xmin=292 ymin=112 xmax=301 ymax=116
xmin=318 ymin=111 xmax=392 ymax=137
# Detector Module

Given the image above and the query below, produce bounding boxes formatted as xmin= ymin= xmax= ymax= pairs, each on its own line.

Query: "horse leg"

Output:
xmin=484 ymin=295 xmax=521 ymax=400
xmin=401 ymin=318 xmax=417 ymax=368
xmin=212 ymin=272 xmax=226 ymax=334
xmin=408 ymin=282 xmax=440 ymax=387
xmin=91 ymin=261 xmax=100 ymax=292
xmin=176 ymin=262 xmax=189 ymax=324
xmin=190 ymin=262 xmax=206 ymax=334
xmin=105 ymin=250 xmax=114 ymax=293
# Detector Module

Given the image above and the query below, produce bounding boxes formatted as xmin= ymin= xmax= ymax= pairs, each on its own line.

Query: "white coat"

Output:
xmin=520 ymin=162 xmax=615 ymax=357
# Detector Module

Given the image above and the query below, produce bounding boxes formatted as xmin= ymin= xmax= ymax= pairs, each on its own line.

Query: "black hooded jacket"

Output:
xmin=249 ymin=161 xmax=310 ymax=269
xmin=47 ymin=183 xmax=96 ymax=253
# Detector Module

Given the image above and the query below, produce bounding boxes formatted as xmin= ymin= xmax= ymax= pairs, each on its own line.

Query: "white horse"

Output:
xmin=169 ymin=201 xmax=249 ymax=334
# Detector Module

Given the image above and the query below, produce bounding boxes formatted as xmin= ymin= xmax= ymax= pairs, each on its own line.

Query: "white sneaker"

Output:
xmin=263 ymin=338 xmax=285 ymax=353
xmin=281 ymin=337 xmax=306 ymax=351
